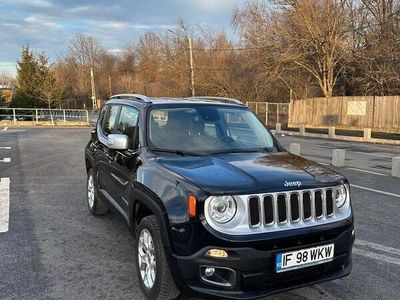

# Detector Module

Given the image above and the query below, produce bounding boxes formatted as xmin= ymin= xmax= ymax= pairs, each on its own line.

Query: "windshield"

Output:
xmin=147 ymin=105 xmax=280 ymax=154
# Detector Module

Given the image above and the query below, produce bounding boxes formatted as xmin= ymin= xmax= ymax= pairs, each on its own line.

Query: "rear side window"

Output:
xmin=117 ymin=106 xmax=139 ymax=148
xmin=103 ymin=105 xmax=119 ymax=135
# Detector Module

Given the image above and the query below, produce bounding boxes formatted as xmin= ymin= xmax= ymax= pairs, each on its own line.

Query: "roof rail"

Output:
xmin=110 ymin=94 xmax=151 ymax=103
xmin=185 ymin=96 xmax=245 ymax=106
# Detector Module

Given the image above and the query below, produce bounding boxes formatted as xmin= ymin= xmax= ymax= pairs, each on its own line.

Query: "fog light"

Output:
xmin=205 ymin=249 xmax=228 ymax=258
xmin=204 ymin=267 xmax=215 ymax=277
xmin=200 ymin=266 xmax=236 ymax=288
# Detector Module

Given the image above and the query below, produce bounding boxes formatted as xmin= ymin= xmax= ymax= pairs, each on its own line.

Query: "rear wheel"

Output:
xmin=135 ymin=216 xmax=180 ymax=300
xmin=87 ymin=169 xmax=109 ymax=215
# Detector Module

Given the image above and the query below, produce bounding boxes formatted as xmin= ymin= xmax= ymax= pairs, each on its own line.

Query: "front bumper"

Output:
xmin=172 ymin=224 xmax=354 ymax=299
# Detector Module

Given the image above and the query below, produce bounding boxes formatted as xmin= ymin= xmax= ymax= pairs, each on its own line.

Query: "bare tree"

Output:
xmin=234 ymin=0 xmax=348 ymax=97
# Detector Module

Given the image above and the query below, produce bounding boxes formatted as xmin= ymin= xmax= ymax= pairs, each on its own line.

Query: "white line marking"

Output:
xmin=0 ymin=158 xmax=11 ymax=163
xmin=3 ymin=127 xmax=8 ymax=131
xmin=0 ymin=177 xmax=10 ymax=233
xmin=351 ymin=184 xmax=400 ymax=198
xmin=355 ymin=239 xmax=400 ymax=257
xmin=347 ymin=167 xmax=388 ymax=177
xmin=0 ymin=147 xmax=11 ymax=149
xmin=352 ymin=151 xmax=392 ymax=159
xmin=353 ymin=248 xmax=400 ymax=266
xmin=1 ymin=129 xmax=26 ymax=132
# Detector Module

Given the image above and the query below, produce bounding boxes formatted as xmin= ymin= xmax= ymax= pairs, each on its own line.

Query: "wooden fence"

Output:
xmin=289 ymin=96 xmax=400 ymax=133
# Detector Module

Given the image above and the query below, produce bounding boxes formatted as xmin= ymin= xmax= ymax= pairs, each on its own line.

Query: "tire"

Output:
xmin=87 ymin=168 xmax=109 ymax=215
xmin=135 ymin=216 xmax=180 ymax=300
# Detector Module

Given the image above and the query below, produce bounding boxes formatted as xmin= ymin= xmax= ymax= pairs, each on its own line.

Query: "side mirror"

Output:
xmin=106 ymin=134 xmax=129 ymax=150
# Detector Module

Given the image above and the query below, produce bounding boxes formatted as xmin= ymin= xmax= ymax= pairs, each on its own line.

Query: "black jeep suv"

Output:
xmin=85 ymin=94 xmax=354 ymax=300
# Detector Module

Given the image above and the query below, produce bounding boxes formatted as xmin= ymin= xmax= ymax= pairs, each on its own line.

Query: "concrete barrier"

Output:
xmin=332 ymin=149 xmax=346 ymax=167
xmin=392 ymin=157 xmax=400 ymax=178
xmin=364 ymin=128 xmax=372 ymax=140
xmin=299 ymin=125 xmax=306 ymax=136
xmin=289 ymin=143 xmax=301 ymax=156
xmin=276 ymin=123 xmax=282 ymax=134
xmin=328 ymin=126 xmax=336 ymax=139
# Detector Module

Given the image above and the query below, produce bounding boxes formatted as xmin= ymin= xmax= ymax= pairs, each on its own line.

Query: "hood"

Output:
xmin=155 ymin=152 xmax=345 ymax=195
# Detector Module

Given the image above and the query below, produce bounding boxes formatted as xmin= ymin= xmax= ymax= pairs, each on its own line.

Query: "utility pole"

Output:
xmin=108 ymin=75 xmax=112 ymax=97
xmin=90 ymin=67 xmax=96 ymax=109
xmin=167 ymin=29 xmax=195 ymax=97
xmin=188 ymin=37 xmax=195 ymax=97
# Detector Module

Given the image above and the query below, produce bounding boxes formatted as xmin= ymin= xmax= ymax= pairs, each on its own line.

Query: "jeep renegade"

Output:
xmin=85 ymin=94 xmax=354 ymax=300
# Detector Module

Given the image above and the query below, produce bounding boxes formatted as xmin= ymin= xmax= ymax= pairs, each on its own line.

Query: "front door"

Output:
xmin=106 ymin=105 xmax=139 ymax=215
xmin=95 ymin=104 xmax=120 ymax=198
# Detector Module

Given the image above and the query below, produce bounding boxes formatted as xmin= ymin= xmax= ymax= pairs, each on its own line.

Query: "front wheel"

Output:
xmin=135 ymin=216 xmax=180 ymax=300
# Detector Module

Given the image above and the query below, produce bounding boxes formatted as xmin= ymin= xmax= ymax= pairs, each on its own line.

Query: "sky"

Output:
xmin=0 ymin=0 xmax=251 ymax=76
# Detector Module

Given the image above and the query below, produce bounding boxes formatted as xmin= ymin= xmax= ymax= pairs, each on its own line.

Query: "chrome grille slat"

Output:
xmin=273 ymin=194 xmax=279 ymax=224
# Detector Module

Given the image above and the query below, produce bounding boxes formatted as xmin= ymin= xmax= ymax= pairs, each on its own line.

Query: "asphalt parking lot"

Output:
xmin=1 ymin=127 xmax=399 ymax=300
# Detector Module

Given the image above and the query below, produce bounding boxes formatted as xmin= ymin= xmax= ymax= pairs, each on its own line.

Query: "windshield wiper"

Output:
xmin=152 ymin=149 xmax=203 ymax=156
xmin=211 ymin=148 xmax=272 ymax=155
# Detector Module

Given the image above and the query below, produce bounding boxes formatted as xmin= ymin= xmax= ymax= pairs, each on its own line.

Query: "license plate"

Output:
xmin=276 ymin=244 xmax=334 ymax=273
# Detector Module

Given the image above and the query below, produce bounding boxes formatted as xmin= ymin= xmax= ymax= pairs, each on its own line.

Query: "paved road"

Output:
xmin=0 ymin=127 xmax=399 ymax=299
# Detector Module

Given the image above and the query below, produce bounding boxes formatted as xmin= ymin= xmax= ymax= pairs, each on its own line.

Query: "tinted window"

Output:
xmin=117 ymin=106 xmax=139 ymax=148
xmin=148 ymin=105 xmax=278 ymax=154
xmin=103 ymin=105 xmax=119 ymax=135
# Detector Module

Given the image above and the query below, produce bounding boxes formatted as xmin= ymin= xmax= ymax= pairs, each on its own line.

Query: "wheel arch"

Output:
xmin=85 ymin=158 xmax=92 ymax=173
xmin=130 ymin=187 xmax=172 ymax=251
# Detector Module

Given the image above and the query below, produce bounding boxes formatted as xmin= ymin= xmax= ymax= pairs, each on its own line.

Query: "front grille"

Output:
xmin=249 ymin=188 xmax=335 ymax=228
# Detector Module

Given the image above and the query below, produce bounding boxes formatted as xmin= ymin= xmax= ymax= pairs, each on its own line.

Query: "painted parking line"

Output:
xmin=352 ymin=151 xmax=393 ymax=159
xmin=355 ymin=239 xmax=400 ymax=257
xmin=347 ymin=167 xmax=388 ymax=177
xmin=0 ymin=177 xmax=10 ymax=233
xmin=0 ymin=147 xmax=11 ymax=149
xmin=353 ymin=239 xmax=400 ymax=266
xmin=351 ymin=184 xmax=400 ymax=199
xmin=3 ymin=127 xmax=8 ymax=131
xmin=353 ymin=248 xmax=400 ymax=266
xmin=0 ymin=158 xmax=11 ymax=163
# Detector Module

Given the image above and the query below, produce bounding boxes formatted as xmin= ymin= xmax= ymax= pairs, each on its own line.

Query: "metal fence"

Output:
xmin=246 ymin=102 xmax=290 ymax=127
xmin=0 ymin=108 xmax=89 ymax=126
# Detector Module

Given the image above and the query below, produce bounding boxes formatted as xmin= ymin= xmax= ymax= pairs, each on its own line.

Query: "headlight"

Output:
xmin=335 ymin=184 xmax=347 ymax=208
xmin=207 ymin=196 xmax=237 ymax=224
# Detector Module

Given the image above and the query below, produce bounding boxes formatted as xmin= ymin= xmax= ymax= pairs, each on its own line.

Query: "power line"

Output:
xmin=192 ymin=46 xmax=266 ymax=52
xmin=196 ymin=68 xmax=232 ymax=71
xmin=128 ymin=70 xmax=188 ymax=88
xmin=134 ymin=49 xmax=187 ymax=74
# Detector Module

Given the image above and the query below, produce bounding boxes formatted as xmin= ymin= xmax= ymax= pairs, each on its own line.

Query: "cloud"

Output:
xmin=183 ymin=0 xmax=241 ymax=12
xmin=0 ymin=0 xmax=247 ymax=73
xmin=24 ymin=15 xmax=62 ymax=30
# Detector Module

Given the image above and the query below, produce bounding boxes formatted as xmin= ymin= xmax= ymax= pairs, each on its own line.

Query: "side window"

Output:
xmin=97 ymin=106 xmax=106 ymax=127
xmin=103 ymin=105 xmax=119 ymax=135
xmin=117 ymin=106 xmax=139 ymax=149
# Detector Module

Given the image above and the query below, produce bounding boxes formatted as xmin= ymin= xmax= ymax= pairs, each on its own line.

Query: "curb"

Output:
xmin=273 ymin=130 xmax=400 ymax=146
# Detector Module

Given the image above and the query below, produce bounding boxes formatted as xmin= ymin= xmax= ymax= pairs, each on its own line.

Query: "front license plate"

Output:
xmin=276 ymin=244 xmax=334 ymax=273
